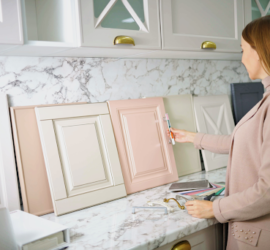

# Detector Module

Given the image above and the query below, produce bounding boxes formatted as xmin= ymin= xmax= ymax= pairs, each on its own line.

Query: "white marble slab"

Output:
xmin=41 ymin=167 xmax=227 ymax=250
xmin=0 ymin=57 xmax=250 ymax=107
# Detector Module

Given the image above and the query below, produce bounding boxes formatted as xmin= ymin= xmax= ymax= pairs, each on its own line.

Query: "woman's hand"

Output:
xmin=167 ymin=128 xmax=196 ymax=143
xmin=185 ymin=200 xmax=215 ymax=219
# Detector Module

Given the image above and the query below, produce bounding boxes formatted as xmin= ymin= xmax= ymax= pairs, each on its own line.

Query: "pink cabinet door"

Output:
xmin=108 ymin=97 xmax=178 ymax=194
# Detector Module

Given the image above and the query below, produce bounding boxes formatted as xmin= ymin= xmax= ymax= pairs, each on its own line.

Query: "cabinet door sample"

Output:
xmin=163 ymin=95 xmax=201 ymax=176
xmin=79 ymin=0 xmax=161 ymax=49
xmin=10 ymin=102 xmax=86 ymax=216
xmin=160 ymin=0 xmax=244 ymax=52
xmin=0 ymin=0 xmax=23 ymax=44
xmin=0 ymin=94 xmax=20 ymax=211
xmin=231 ymin=82 xmax=264 ymax=124
xmin=194 ymin=95 xmax=235 ymax=171
xmin=35 ymin=103 xmax=126 ymax=216
xmin=108 ymin=97 xmax=178 ymax=194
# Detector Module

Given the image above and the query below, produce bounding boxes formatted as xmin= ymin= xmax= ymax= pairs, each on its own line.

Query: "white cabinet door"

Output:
xmin=0 ymin=0 xmax=23 ymax=44
xmin=160 ymin=0 xmax=244 ymax=53
xmin=35 ymin=103 xmax=126 ymax=216
xmin=79 ymin=0 xmax=161 ymax=49
xmin=193 ymin=95 xmax=235 ymax=172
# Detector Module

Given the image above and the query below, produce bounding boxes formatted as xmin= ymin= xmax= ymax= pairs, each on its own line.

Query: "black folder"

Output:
xmin=230 ymin=82 xmax=264 ymax=124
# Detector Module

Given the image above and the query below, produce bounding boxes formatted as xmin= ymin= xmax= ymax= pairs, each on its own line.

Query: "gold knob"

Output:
xmin=171 ymin=240 xmax=191 ymax=250
xmin=201 ymin=41 xmax=216 ymax=49
xmin=114 ymin=36 xmax=135 ymax=46
xmin=163 ymin=198 xmax=185 ymax=210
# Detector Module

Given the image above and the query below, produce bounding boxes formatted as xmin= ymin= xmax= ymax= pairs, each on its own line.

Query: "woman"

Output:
xmin=170 ymin=15 xmax=270 ymax=249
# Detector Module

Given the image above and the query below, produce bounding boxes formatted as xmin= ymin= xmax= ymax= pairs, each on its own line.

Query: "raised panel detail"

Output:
xmin=120 ymin=108 xmax=168 ymax=181
xmin=54 ymin=116 xmax=113 ymax=197
xmin=108 ymin=97 xmax=178 ymax=194
xmin=35 ymin=103 xmax=126 ymax=216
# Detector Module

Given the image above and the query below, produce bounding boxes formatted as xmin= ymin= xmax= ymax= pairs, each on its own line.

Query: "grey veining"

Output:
xmin=41 ymin=167 xmax=227 ymax=250
xmin=0 ymin=57 xmax=250 ymax=107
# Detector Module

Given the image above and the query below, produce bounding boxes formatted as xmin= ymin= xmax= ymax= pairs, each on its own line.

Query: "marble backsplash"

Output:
xmin=0 ymin=56 xmax=251 ymax=107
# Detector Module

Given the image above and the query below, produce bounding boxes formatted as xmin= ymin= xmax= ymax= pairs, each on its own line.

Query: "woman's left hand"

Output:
xmin=185 ymin=200 xmax=215 ymax=219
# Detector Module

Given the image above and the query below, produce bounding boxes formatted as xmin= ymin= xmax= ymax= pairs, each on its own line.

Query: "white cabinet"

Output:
xmin=0 ymin=0 xmax=249 ymax=59
xmin=2 ymin=0 xmax=80 ymax=56
xmin=79 ymin=0 xmax=161 ymax=49
xmin=160 ymin=0 xmax=244 ymax=53
xmin=0 ymin=0 xmax=23 ymax=45
xmin=156 ymin=224 xmax=223 ymax=250
xmin=35 ymin=103 xmax=126 ymax=216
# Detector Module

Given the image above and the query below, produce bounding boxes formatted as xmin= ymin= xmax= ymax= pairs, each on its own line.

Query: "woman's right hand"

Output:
xmin=167 ymin=128 xmax=196 ymax=143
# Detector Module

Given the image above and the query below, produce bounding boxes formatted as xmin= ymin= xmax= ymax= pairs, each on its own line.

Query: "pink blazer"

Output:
xmin=194 ymin=75 xmax=270 ymax=250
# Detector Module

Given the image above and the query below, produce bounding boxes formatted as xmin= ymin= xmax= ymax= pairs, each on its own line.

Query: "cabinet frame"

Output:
xmin=78 ymin=0 xmax=161 ymax=49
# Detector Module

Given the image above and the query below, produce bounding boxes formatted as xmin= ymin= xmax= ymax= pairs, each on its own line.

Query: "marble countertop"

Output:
xmin=41 ymin=167 xmax=227 ymax=250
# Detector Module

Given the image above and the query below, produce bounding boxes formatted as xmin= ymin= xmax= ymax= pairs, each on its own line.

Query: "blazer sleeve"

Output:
xmin=213 ymin=108 xmax=270 ymax=223
xmin=193 ymin=133 xmax=232 ymax=154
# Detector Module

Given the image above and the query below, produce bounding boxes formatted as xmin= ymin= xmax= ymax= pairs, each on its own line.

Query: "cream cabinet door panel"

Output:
xmin=108 ymin=97 xmax=178 ymax=194
xmin=160 ymin=0 xmax=244 ymax=52
xmin=194 ymin=95 xmax=235 ymax=171
xmin=79 ymin=0 xmax=161 ymax=49
xmin=36 ymin=103 xmax=126 ymax=216
xmin=0 ymin=0 xmax=23 ymax=44
xmin=163 ymin=95 xmax=201 ymax=176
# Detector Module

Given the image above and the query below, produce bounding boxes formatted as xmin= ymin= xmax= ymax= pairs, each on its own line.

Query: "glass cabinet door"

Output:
xmin=93 ymin=0 xmax=145 ymax=31
xmin=251 ymin=0 xmax=270 ymax=20
xmin=80 ymin=0 xmax=161 ymax=49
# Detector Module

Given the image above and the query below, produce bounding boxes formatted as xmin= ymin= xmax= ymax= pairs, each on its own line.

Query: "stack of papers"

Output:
xmin=175 ymin=183 xmax=225 ymax=197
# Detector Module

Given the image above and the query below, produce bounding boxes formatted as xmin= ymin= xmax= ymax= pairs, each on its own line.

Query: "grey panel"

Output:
xmin=230 ymin=82 xmax=264 ymax=124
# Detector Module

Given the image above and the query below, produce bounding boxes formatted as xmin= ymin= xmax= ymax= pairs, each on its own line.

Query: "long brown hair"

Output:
xmin=242 ymin=15 xmax=270 ymax=75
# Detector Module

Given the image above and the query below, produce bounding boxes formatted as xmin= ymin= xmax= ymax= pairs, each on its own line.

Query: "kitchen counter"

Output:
xmin=41 ymin=167 xmax=227 ymax=250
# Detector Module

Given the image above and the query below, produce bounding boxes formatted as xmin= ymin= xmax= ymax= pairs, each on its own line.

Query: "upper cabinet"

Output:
xmin=160 ymin=0 xmax=244 ymax=53
xmin=22 ymin=0 xmax=79 ymax=46
xmin=0 ymin=0 xmax=23 ymax=44
xmin=79 ymin=0 xmax=161 ymax=49
xmin=244 ymin=0 xmax=270 ymax=25
xmin=1 ymin=0 xmax=81 ymax=56
xmin=0 ymin=0 xmax=254 ymax=59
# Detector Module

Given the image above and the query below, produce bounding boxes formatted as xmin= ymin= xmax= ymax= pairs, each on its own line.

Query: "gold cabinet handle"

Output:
xmin=171 ymin=240 xmax=191 ymax=250
xmin=163 ymin=198 xmax=185 ymax=210
xmin=201 ymin=41 xmax=216 ymax=49
xmin=114 ymin=36 xmax=135 ymax=46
